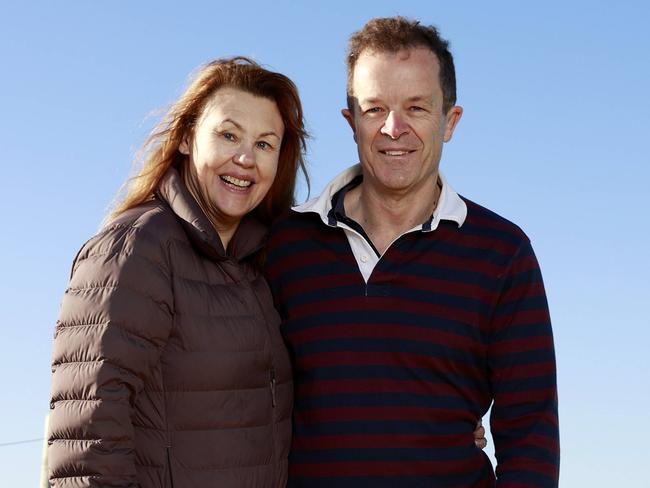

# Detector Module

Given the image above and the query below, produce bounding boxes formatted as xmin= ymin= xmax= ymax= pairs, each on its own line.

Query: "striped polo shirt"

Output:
xmin=266 ymin=165 xmax=559 ymax=487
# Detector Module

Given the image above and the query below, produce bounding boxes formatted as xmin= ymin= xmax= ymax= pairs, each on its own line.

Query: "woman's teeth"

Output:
xmin=221 ymin=175 xmax=252 ymax=188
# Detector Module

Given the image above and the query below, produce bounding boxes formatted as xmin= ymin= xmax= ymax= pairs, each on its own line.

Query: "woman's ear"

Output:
xmin=179 ymin=133 xmax=191 ymax=155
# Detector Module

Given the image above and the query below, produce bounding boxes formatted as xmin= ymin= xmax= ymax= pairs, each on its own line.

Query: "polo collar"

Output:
xmin=293 ymin=164 xmax=467 ymax=231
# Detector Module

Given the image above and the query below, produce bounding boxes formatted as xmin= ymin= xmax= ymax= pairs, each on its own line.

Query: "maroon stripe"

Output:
xmin=387 ymin=246 xmax=507 ymax=277
xmin=294 ymin=405 xmax=475 ymax=424
xmin=491 ymin=308 xmax=551 ymax=329
xmin=290 ymin=295 xmax=482 ymax=324
xmin=290 ymin=458 xmax=485 ymax=477
xmin=490 ymin=335 xmax=555 ymax=355
xmin=291 ymin=433 xmax=471 ymax=450
xmin=296 ymin=379 xmax=487 ymax=400
xmin=288 ymin=323 xmax=483 ymax=349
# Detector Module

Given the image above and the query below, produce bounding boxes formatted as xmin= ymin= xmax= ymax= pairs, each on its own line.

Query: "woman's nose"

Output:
xmin=234 ymin=149 xmax=255 ymax=167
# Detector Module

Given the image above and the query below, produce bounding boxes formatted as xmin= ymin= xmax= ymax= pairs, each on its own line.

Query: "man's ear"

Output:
xmin=443 ymin=106 xmax=463 ymax=143
xmin=179 ymin=133 xmax=191 ymax=155
xmin=341 ymin=108 xmax=357 ymax=144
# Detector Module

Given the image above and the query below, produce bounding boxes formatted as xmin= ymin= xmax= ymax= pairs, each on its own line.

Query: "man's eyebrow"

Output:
xmin=359 ymin=97 xmax=381 ymax=106
xmin=358 ymin=95 xmax=434 ymax=105
xmin=406 ymin=95 xmax=434 ymax=104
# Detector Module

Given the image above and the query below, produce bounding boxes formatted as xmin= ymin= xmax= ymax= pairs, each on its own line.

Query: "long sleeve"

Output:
xmin=489 ymin=239 xmax=560 ymax=487
xmin=48 ymin=223 xmax=174 ymax=487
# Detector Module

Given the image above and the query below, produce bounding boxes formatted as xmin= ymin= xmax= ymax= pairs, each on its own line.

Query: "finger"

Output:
xmin=476 ymin=425 xmax=485 ymax=437
xmin=475 ymin=438 xmax=488 ymax=449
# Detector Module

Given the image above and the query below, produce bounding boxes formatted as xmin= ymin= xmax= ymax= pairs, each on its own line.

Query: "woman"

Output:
xmin=48 ymin=57 xmax=306 ymax=487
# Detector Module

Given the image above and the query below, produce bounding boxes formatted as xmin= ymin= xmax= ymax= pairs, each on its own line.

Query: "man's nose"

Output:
xmin=380 ymin=111 xmax=409 ymax=139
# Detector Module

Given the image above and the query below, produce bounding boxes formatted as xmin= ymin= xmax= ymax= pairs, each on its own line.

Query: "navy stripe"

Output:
xmin=378 ymin=259 xmax=500 ymax=291
xmin=293 ymin=419 xmax=470 ymax=437
xmin=294 ymin=365 xmax=486 ymax=390
xmin=495 ymin=469 xmax=558 ymax=488
xmin=295 ymin=392 xmax=481 ymax=411
xmin=496 ymin=374 xmax=558 ymax=392
xmin=296 ymin=338 xmax=483 ymax=362
xmin=489 ymin=348 xmax=556 ymax=368
xmin=288 ymin=282 xmax=486 ymax=313
xmin=493 ymin=399 xmax=558 ymax=420
xmin=489 ymin=321 xmax=553 ymax=340
xmin=490 ymin=413 xmax=558 ymax=436
xmin=283 ymin=310 xmax=483 ymax=339
xmin=402 ymin=232 xmax=517 ymax=266
xmin=290 ymin=445 xmax=479 ymax=463
xmin=288 ymin=469 xmax=494 ymax=488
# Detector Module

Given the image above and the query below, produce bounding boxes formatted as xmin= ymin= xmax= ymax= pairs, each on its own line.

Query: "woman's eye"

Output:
xmin=222 ymin=132 xmax=236 ymax=141
xmin=256 ymin=141 xmax=273 ymax=150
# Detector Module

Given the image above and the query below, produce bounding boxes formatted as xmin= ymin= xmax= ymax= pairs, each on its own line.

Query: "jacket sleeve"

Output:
xmin=48 ymin=223 xmax=174 ymax=487
xmin=488 ymin=239 xmax=560 ymax=487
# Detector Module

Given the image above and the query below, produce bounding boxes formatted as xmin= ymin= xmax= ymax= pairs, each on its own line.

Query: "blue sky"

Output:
xmin=1 ymin=1 xmax=648 ymax=486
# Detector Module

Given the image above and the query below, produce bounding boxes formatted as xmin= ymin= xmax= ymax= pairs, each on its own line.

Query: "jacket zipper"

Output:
xmin=166 ymin=445 xmax=175 ymax=487
xmin=242 ymin=272 xmax=279 ymax=483
xmin=161 ymin=353 xmax=174 ymax=488
xmin=270 ymin=368 xmax=277 ymax=408
xmin=269 ymin=367 xmax=278 ymax=485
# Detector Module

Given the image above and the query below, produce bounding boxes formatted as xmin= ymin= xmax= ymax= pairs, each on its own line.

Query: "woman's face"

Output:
xmin=180 ymin=87 xmax=284 ymax=229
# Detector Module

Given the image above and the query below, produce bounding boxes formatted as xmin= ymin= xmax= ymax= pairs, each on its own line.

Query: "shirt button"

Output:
xmin=361 ymin=255 xmax=368 ymax=263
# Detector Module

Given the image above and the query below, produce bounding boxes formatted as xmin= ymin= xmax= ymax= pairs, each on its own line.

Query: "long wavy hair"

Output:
xmin=109 ymin=57 xmax=308 ymax=225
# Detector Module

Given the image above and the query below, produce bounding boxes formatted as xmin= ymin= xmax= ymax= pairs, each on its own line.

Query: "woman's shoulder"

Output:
xmin=74 ymin=199 xmax=181 ymax=273
xmin=108 ymin=198 xmax=179 ymax=234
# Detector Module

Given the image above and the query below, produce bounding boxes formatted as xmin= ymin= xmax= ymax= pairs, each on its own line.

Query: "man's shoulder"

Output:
xmin=266 ymin=208 xmax=340 ymax=266
xmin=460 ymin=195 xmax=530 ymax=246
xmin=270 ymin=207 xmax=326 ymax=236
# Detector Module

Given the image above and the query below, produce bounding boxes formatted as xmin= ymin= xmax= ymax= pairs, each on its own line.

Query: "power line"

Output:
xmin=0 ymin=438 xmax=44 ymax=447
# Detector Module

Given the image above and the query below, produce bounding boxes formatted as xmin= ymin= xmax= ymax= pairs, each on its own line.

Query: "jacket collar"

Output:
xmin=156 ymin=167 xmax=267 ymax=262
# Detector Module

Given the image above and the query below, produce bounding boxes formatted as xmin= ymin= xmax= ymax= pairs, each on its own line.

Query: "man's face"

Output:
xmin=342 ymin=47 xmax=462 ymax=197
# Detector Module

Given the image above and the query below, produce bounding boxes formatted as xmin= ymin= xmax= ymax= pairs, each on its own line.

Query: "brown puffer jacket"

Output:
xmin=48 ymin=168 xmax=293 ymax=487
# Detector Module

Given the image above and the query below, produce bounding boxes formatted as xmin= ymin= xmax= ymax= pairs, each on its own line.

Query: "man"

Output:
xmin=267 ymin=16 xmax=559 ymax=487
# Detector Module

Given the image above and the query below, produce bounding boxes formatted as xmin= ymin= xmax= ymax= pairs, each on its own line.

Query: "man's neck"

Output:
xmin=343 ymin=175 xmax=441 ymax=255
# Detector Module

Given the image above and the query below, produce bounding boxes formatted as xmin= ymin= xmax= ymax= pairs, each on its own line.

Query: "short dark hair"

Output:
xmin=346 ymin=16 xmax=457 ymax=114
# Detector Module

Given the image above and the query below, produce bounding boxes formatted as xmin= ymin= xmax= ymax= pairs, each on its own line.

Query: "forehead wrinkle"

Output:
xmin=357 ymin=90 xmax=436 ymax=106
xmin=213 ymin=115 xmax=283 ymax=142
xmin=200 ymin=88 xmax=284 ymax=138
xmin=353 ymin=47 xmax=440 ymax=91
xmin=218 ymin=118 xmax=243 ymax=130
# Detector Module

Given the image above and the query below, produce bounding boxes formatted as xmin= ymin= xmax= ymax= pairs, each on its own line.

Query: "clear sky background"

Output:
xmin=1 ymin=1 xmax=648 ymax=486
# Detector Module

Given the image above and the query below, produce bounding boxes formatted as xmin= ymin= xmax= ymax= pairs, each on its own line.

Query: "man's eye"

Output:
xmin=410 ymin=106 xmax=425 ymax=112
xmin=365 ymin=107 xmax=382 ymax=114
